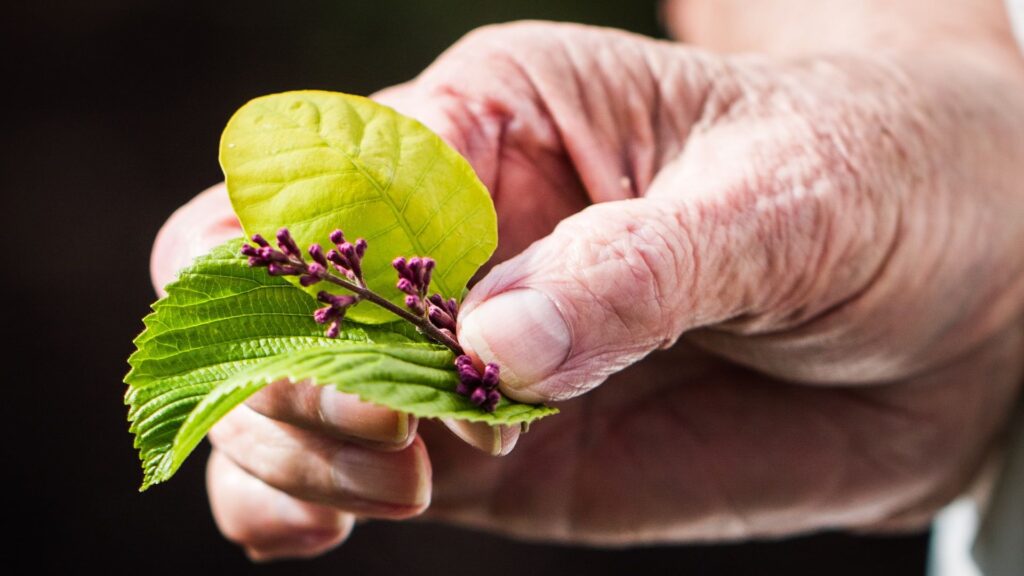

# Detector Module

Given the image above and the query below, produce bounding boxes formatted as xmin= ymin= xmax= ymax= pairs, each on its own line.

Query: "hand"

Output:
xmin=153 ymin=19 xmax=1024 ymax=559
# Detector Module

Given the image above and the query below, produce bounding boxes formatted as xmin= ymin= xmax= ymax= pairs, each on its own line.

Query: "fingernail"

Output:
xmin=319 ymin=389 xmax=412 ymax=445
xmin=459 ymin=289 xmax=571 ymax=394
xmin=330 ymin=444 xmax=431 ymax=509
xmin=245 ymin=531 xmax=339 ymax=562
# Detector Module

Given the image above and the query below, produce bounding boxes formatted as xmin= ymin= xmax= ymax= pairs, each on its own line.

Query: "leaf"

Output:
xmin=126 ymin=240 xmax=556 ymax=489
xmin=220 ymin=90 xmax=497 ymax=323
xmin=166 ymin=345 xmax=557 ymax=488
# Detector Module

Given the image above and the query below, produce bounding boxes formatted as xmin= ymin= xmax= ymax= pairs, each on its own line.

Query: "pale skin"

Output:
xmin=151 ymin=0 xmax=1024 ymax=561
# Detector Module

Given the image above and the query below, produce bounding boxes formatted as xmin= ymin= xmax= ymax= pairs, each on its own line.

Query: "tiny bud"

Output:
xmin=308 ymin=244 xmax=328 ymax=267
xmin=251 ymin=234 xmax=270 ymax=248
xmin=247 ymin=257 xmax=266 ymax=268
xmin=408 ymin=258 xmax=423 ymax=285
xmin=339 ymin=243 xmax=362 ymax=278
xmin=392 ymin=257 xmax=410 ymax=279
xmin=420 ymin=258 xmax=435 ymax=289
xmin=428 ymin=294 xmax=445 ymax=308
xmin=355 ymin=238 xmax=367 ymax=258
xmin=456 ymin=361 xmax=481 ymax=386
xmin=325 ymin=320 xmax=341 ymax=338
xmin=257 ymin=246 xmax=288 ymax=263
xmin=428 ymin=305 xmax=455 ymax=332
xmin=482 ymin=363 xmax=500 ymax=390
xmin=469 ymin=387 xmax=487 ymax=407
xmin=484 ymin=390 xmax=501 ymax=412
xmin=405 ymin=295 xmax=424 ymax=316
xmin=446 ymin=298 xmax=459 ymax=317
xmin=332 ymin=295 xmax=358 ymax=309
xmin=326 ymin=249 xmax=351 ymax=270
xmin=329 ymin=229 xmax=345 ymax=245
xmin=276 ymin=228 xmax=301 ymax=258
xmin=307 ymin=263 xmax=325 ymax=276
xmin=397 ymin=278 xmax=418 ymax=295
xmin=455 ymin=355 xmax=474 ymax=368
xmin=299 ymin=275 xmax=320 ymax=287
xmin=313 ymin=306 xmax=335 ymax=324
xmin=240 ymin=244 xmax=259 ymax=257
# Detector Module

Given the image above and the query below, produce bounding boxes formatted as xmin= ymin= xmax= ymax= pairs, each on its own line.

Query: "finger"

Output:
xmin=208 ymin=404 xmax=431 ymax=519
xmin=245 ymin=380 xmax=417 ymax=450
xmin=440 ymin=419 xmax=520 ymax=456
xmin=457 ymin=198 xmax=710 ymax=403
xmin=208 ymin=450 xmax=354 ymax=561
xmin=151 ymin=182 xmax=240 ymax=295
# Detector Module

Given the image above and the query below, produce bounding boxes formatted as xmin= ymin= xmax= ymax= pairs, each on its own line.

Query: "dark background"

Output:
xmin=3 ymin=1 xmax=927 ymax=574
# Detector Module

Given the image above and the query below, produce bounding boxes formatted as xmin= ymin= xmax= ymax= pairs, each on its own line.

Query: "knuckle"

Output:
xmin=454 ymin=20 xmax=572 ymax=51
xmin=561 ymin=204 xmax=693 ymax=345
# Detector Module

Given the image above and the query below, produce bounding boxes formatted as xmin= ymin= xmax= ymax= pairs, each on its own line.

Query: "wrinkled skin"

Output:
xmin=152 ymin=16 xmax=1024 ymax=560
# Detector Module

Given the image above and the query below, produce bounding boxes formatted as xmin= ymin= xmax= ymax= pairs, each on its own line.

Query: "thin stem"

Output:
xmin=292 ymin=256 xmax=464 ymax=355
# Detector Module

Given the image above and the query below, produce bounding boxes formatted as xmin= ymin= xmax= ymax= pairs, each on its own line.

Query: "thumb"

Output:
xmin=457 ymin=196 xmax=735 ymax=404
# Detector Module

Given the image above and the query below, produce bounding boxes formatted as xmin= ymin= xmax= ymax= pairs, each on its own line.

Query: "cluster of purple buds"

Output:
xmin=393 ymin=257 xmax=460 ymax=341
xmin=242 ymin=228 xmax=507 ymax=412
xmin=313 ymin=292 xmax=357 ymax=338
xmin=242 ymin=228 xmax=367 ymax=338
xmin=454 ymin=355 xmax=501 ymax=412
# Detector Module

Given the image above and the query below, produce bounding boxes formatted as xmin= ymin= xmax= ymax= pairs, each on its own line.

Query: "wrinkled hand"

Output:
xmin=152 ymin=21 xmax=1024 ymax=559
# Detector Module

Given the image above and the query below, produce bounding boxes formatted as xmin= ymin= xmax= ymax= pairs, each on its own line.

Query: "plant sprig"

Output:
xmin=243 ymin=227 xmax=504 ymax=411
xmin=125 ymin=90 xmax=557 ymax=490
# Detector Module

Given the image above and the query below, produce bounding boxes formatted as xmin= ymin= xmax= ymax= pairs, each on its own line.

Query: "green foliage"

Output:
xmin=126 ymin=241 xmax=556 ymax=489
xmin=220 ymin=90 xmax=497 ymax=323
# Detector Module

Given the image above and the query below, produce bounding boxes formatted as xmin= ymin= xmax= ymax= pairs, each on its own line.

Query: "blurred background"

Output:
xmin=3 ymin=1 xmax=927 ymax=574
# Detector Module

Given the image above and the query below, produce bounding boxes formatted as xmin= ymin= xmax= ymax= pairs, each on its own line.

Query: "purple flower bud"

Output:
xmin=267 ymin=263 xmax=301 ymax=276
xmin=299 ymin=275 xmax=320 ymax=287
xmin=397 ymin=278 xmax=418 ymax=296
xmin=420 ymin=258 xmax=435 ymax=289
xmin=247 ymin=257 xmax=266 ymax=268
xmin=326 ymin=249 xmax=351 ymax=270
xmin=482 ymin=363 xmax=500 ymax=390
xmin=329 ymin=229 xmax=345 ymax=245
xmin=392 ymin=257 xmax=410 ymax=280
xmin=240 ymin=244 xmax=259 ymax=257
xmin=332 ymin=295 xmax=357 ymax=309
xmin=325 ymin=319 xmax=341 ymax=338
xmin=455 ymin=357 xmax=481 ymax=387
xmin=405 ymin=295 xmax=424 ymax=315
xmin=446 ymin=298 xmax=459 ymax=318
xmin=257 ymin=246 xmax=288 ymax=263
xmin=455 ymin=381 xmax=473 ymax=396
xmin=313 ymin=306 xmax=336 ymax=324
xmin=355 ymin=238 xmax=367 ymax=258
xmin=469 ymin=387 xmax=487 ymax=407
xmin=484 ymin=390 xmax=501 ymax=412
xmin=308 ymin=244 xmax=328 ymax=267
xmin=251 ymin=234 xmax=270 ymax=248
xmin=427 ymin=304 xmax=455 ymax=332
xmin=276 ymin=228 xmax=301 ymax=259
xmin=408 ymin=258 xmax=423 ymax=284
xmin=307 ymin=263 xmax=325 ymax=276
xmin=339 ymin=243 xmax=361 ymax=279
xmin=317 ymin=291 xmax=357 ymax=309
xmin=455 ymin=355 xmax=474 ymax=369
xmin=428 ymin=294 xmax=445 ymax=308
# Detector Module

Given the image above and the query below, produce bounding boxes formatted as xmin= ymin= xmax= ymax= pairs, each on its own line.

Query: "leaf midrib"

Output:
xmin=255 ymin=99 xmax=456 ymax=296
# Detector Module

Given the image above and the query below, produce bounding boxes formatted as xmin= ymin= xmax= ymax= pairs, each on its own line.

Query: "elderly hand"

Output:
xmin=153 ymin=17 xmax=1024 ymax=560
